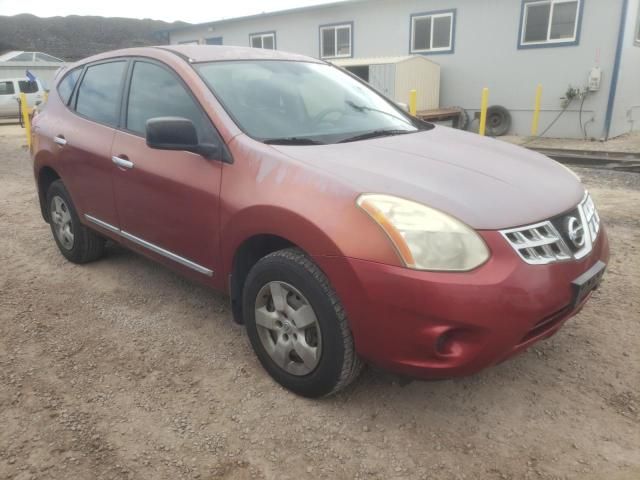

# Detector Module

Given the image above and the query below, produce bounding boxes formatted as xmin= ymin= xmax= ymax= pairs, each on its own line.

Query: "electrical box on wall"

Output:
xmin=588 ymin=67 xmax=602 ymax=92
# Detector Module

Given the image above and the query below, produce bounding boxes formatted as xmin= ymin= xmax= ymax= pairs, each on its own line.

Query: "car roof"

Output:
xmin=161 ymin=45 xmax=323 ymax=64
xmin=71 ymin=45 xmax=323 ymax=66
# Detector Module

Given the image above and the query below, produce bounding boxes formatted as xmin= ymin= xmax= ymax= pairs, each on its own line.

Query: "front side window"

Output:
xmin=196 ymin=60 xmax=426 ymax=145
xmin=125 ymin=61 xmax=215 ymax=143
xmin=410 ymin=11 xmax=455 ymax=53
xmin=75 ymin=61 xmax=127 ymax=126
xmin=520 ymin=0 xmax=581 ymax=47
xmin=57 ymin=68 xmax=82 ymax=105
xmin=19 ymin=80 xmax=38 ymax=94
xmin=320 ymin=23 xmax=352 ymax=58
xmin=0 ymin=81 xmax=15 ymax=95
xmin=250 ymin=32 xmax=276 ymax=49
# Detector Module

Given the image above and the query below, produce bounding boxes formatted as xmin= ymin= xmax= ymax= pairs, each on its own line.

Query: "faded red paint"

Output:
xmin=31 ymin=46 xmax=609 ymax=380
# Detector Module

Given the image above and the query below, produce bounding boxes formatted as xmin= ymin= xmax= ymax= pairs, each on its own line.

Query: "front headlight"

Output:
xmin=357 ymin=194 xmax=490 ymax=271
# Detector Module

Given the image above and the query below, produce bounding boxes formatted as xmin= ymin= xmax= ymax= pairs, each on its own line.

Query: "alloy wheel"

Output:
xmin=50 ymin=195 xmax=74 ymax=250
xmin=254 ymin=281 xmax=322 ymax=376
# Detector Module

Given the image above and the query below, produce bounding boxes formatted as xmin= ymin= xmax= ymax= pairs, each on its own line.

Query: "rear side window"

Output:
xmin=18 ymin=80 xmax=38 ymax=94
xmin=126 ymin=61 xmax=215 ymax=143
xmin=75 ymin=61 xmax=127 ymax=126
xmin=0 ymin=81 xmax=15 ymax=95
xmin=57 ymin=68 xmax=82 ymax=105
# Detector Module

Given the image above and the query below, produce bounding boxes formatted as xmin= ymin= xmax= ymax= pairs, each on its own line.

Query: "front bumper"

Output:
xmin=314 ymin=227 xmax=609 ymax=380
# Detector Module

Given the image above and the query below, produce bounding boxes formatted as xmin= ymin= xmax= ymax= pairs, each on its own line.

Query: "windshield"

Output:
xmin=195 ymin=60 xmax=427 ymax=144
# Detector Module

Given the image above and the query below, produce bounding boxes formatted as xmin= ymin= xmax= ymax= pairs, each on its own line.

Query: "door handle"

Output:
xmin=112 ymin=156 xmax=134 ymax=169
xmin=54 ymin=135 xmax=67 ymax=146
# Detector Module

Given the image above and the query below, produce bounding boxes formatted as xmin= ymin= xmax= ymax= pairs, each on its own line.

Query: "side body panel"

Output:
xmin=32 ymin=91 xmax=119 ymax=229
xmin=110 ymin=130 xmax=223 ymax=286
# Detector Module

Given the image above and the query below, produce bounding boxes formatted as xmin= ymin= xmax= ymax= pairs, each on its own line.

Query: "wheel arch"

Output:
xmin=224 ymin=205 xmax=345 ymax=325
xmin=228 ymin=234 xmax=297 ymax=324
xmin=37 ymin=165 xmax=61 ymax=222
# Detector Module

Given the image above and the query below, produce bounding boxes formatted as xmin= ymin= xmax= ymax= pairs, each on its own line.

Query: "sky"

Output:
xmin=0 ymin=0 xmax=346 ymax=23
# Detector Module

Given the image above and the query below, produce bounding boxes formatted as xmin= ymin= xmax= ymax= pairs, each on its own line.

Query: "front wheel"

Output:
xmin=243 ymin=248 xmax=362 ymax=397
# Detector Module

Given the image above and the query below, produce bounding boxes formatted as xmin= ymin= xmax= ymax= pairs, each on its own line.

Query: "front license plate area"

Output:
xmin=571 ymin=260 xmax=606 ymax=308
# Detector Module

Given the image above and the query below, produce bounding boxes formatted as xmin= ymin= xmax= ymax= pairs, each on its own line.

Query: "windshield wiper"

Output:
xmin=345 ymin=100 xmax=414 ymax=126
xmin=263 ymin=137 xmax=324 ymax=145
xmin=338 ymin=129 xmax=414 ymax=143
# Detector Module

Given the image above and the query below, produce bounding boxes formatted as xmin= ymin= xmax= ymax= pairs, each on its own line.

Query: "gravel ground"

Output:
xmin=1 ymin=124 xmax=639 ymax=480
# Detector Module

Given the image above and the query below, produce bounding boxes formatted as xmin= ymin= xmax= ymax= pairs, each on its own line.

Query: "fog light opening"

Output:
xmin=435 ymin=330 xmax=460 ymax=357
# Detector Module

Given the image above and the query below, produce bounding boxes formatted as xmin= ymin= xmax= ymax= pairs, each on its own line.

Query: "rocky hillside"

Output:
xmin=0 ymin=14 xmax=190 ymax=61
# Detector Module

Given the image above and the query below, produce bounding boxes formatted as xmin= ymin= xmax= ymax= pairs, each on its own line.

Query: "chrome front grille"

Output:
xmin=501 ymin=192 xmax=601 ymax=265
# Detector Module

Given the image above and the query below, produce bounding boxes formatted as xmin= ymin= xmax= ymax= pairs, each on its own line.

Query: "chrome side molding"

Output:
xmin=84 ymin=214 xmax=214 ymax=277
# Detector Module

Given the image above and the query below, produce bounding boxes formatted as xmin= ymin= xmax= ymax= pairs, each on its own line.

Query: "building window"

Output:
xmin=410 ymin=10 xmax=455 ymax=54
xmin=319 ymin=23 xmax=352 ymax=58
xmin=178 ymin=40 xmax=199 ymax=45
xmin=250 ymin=32 xmax=276 ymax=50
xmin=520 ymin=0 xmax=582 ymax=48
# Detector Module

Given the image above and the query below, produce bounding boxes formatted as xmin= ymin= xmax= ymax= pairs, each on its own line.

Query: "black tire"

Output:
xmin=46 ymin=179 xmax=105 ymax=264
xmin=452 ymin=106 xmax=469 ymax=130
xmin=486 ymin=105 xmax=512 ymax=137
xmin=243 ymin=248 xmax=362 ymax=398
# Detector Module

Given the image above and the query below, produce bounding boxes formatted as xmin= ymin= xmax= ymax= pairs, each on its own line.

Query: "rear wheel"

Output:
xmin=243 ymin=248 xmax=362 ymax=397
xmin=46 ymin=180 xmax=105 ymax=264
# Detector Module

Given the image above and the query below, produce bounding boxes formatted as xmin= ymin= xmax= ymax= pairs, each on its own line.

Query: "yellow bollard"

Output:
xmin=409 ymin=89 xmax=417 ymax=116
xmin=478 ymin=88 xmax=489 ymax=136
xmin=531 ymin=84 xmax=543 ymax=136
xmin=19 ymin=92 xmax=32 ymax=149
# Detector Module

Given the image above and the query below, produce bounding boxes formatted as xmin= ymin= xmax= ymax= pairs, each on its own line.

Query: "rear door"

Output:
xmin=110 ymin=59 xmax=224 ymax=280
xmin=0 ymin=80 xmax=18 ymax=117
xmin=55 ymin=60 xmax=128 ymax=230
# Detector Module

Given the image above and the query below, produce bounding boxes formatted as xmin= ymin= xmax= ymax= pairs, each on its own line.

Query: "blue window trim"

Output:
xmin=249 ymin=31 xmax=277 ymax=49
xmin=604 ymin=0 xmax=630 ymax=139
xmin=318 ymin=21 xmax=354 ymax=59
xmin=635 ymin=4 xmax=640 ymax=47
xmin=409 ymin=9 xmax=457 ymax=56
xmin=517 ymin=0 xmax=585 ymax=50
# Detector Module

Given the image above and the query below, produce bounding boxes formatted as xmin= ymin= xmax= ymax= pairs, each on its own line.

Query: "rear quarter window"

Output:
xmin=57 ymin=68 xmax=82 ymax=105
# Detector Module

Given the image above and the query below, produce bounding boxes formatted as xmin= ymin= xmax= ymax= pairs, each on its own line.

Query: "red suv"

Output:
xmin=31 ymin=46 xmax=609 ymax=397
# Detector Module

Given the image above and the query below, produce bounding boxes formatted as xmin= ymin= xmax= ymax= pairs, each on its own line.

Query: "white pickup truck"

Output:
xmin=0 ymin=78 xmax=46 ymax=118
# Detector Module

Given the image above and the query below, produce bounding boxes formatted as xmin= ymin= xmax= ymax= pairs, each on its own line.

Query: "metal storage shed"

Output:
xmin=331 ymin=55 xmax=441 ymax=111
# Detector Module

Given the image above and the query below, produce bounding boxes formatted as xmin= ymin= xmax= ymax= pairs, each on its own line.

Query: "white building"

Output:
xmin=167 ymin=0 xmax=640 ymax=139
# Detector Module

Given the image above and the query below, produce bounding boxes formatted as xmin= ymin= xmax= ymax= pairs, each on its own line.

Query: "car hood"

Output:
xmin=269 ymin=126 xmax=585 ymax=230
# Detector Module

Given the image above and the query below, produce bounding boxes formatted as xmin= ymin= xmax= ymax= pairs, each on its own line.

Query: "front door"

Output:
xmin=111 ymin=60 xmax=224 ymax=282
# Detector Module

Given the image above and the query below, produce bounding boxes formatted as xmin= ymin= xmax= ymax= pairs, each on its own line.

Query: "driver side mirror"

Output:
xmin=146 ymin=117 xmax=220 ymax=159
